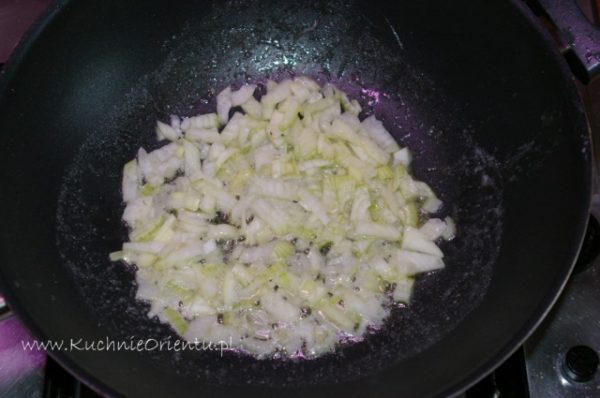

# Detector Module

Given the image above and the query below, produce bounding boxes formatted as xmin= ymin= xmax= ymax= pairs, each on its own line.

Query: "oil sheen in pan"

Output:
xmin=55 ymin=0 xmax=503 ymax=387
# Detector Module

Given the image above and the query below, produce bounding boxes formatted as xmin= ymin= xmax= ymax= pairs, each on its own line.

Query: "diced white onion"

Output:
xmin=393 ymin=147 xmax=412 ymax=166
xmin=217 ymin=86 xmax=233 ymax=124
xmin=361 ymin=115 xmax=400 ymax=153
xmin=111 ymin=77 xmax=452 ymax=360
xmin=231 ymin=84 xmax=257 ymax=106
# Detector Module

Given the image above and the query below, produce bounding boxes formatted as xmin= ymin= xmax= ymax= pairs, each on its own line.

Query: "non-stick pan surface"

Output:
xmin=0 ymin=0 xmax=591 ymax=397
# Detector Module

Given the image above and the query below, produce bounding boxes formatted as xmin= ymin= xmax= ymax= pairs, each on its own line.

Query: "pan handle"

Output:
xmin=536 ymin=0 xmax=600 ymax=83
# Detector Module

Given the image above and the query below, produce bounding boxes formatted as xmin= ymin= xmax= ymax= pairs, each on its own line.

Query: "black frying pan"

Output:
xmin=0 ymin=0 xmax=593 ymax=397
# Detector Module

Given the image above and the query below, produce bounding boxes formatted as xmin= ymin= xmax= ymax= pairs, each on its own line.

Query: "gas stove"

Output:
xmin=1 ymin=1 xmax=599 ymax=397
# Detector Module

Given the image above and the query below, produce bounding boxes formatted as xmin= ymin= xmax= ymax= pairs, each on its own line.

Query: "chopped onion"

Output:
xmin=111 ymin=76 xmax=454 ymax=359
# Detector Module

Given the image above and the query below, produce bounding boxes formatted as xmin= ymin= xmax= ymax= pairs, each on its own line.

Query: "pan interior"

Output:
xmin=56 ymin=0 xmax=501 ymax=387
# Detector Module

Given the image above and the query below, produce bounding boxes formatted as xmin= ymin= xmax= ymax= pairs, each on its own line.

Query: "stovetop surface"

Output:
xmin=1 ymin=1 xmax=600 ymax=397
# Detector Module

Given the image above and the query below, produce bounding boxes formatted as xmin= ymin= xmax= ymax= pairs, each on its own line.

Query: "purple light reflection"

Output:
xmin=360 ymin=88 xmax=381 ymax=106
xmin=0 ymin=317 xmax=46 ymax=387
